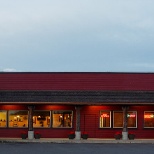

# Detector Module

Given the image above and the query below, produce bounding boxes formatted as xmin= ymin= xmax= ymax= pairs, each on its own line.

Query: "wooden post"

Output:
xmin=122 ymin=106 xmax=129 ymax=140
xmin=28 ymin=105 xmax=34 ymax=131
xmin=75 ymin=106 xmax=81 ymax=139
xmin=76 ymin=106 xmax=81 ymax=131
xmin=28 ymin=105 xmax=35 ymax=139
xmin=122 ymin=106 xmax=128 ymax=132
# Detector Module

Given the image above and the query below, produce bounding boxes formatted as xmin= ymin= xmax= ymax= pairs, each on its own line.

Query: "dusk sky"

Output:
xmin=0 ymin=0 xmax=154 ymax=72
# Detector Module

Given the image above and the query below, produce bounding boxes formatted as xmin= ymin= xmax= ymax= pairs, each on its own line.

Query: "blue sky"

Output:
xmin=0 ymin=0 xmax=154 ymax=72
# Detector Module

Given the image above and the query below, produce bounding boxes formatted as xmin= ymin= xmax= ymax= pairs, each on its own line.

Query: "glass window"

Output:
xmin=100 ymin=111 xmax=111 ymax=128
xmin=33 ymin=111 xmax=50 ymax=128
xmin=144 ymin=111 xmax=154 ymax=128
xmin=52 ymin=111 xmax=73 ymax=128
xmin=113 ymin=111 xmax=123 ymax=128
xmin=9 ymin=110 xmax=28 ymax=128
xmin=0 ymin=111 xmax=7 ymax=127
xmin=127 ymin=111 xmax=137 ymax=128
xmin=113 ymin=111 xmax=137 ymax=128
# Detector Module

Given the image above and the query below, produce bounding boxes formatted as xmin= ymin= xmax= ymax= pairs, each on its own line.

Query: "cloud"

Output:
xmin=0 ymin=1 xmax=154 ymax=72
xmin=1 ymin=68 xmax=17 ymax=72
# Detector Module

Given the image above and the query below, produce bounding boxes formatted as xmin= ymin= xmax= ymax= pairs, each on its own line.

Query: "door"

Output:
xmin=84 ymin=114 xmax=96 ymax=138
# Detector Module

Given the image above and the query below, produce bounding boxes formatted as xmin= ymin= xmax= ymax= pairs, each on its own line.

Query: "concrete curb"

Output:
xmin=1 ymin=138 xmax=154 ymax=144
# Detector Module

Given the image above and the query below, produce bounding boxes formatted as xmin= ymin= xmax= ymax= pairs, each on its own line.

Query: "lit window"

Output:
xmin=33 ymin=111 xmax=50 ymax=128
xmin=0 ymin=111 xmax=7 ymax=127
xmin=100 ymin=111 xmax=111 ymax=128
xmin=8 ymin=110 xmax=28 ymax=128
xmin=52 ymin=111 xmax=73 ymax=128
xmin=113 ymin=111 xmax=137 ymax=128
xmin=113 ymin=111 xmax=123 ymax=128
xmin=127 ymin=111 xmax=137 ymax=128
xmin=144 ymin=111 xmax=154 ymax=128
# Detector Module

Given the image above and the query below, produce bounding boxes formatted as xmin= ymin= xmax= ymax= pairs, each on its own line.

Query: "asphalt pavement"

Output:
xmin=0 ymin=142 xmax=154 ymax=154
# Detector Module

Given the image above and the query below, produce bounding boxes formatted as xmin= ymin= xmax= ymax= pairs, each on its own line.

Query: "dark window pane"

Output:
xmin=113 ymin=112 xmax=123 ymax=128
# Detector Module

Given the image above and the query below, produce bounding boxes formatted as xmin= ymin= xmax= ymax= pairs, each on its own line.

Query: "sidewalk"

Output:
xmin=1 ymin=138 xmax=154 ymax=144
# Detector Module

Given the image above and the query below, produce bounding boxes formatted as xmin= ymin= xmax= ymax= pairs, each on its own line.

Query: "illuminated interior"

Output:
xmin=52 ymin=111 xmax=72 ymax=128
xmin=100 ymin=111 xmax=111 ymax=128
xmin=113 ymin=111 xmax=137 ymax=128
xmin=144 ymin=111 xmax=154 ymax=127
xmin=33 ymin=111 xmax=50 ymax=128
xmin=9 ymin=111 xmax=28 ymax=127
xmin=0 ymin=111 xmax=7 ymax=127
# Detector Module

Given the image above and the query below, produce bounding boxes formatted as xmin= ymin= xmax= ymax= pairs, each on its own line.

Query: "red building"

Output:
xmin=0 ymin=72 xmax=154 ymax=139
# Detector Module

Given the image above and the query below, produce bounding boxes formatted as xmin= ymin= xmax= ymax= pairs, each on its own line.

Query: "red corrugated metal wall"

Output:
xmin=80 ymin=105 xmax=154 ymax=139
xmin=1 ymin=72 xmax=154 ymax=90
xmin=0 ymin=105 xmax=154 ymax=138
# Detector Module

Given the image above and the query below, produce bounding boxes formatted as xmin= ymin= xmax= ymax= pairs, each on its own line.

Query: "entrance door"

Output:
xmin=84 ymin=114 xmax=96 ymax=138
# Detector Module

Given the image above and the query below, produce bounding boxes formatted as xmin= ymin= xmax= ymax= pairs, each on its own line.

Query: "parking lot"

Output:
xmin=1 ymin=143 xmax=154 ymax=154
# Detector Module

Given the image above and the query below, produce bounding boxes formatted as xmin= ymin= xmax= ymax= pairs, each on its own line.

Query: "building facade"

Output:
xmin=0 ymin=72 xmax=154 ymax=139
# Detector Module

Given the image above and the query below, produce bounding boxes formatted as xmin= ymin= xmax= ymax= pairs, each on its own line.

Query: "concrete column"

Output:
xmin=28 ymin=131 xmax=34 ymax=140
xmin=122 ymin=106 xmax=129 ymax=140
xmin=75 ymin=131 xmax=81 ymax=140
xmin=28 ymin=105 xmax=35 ymax=139
xmin=75 ymin=106 xmax=81 ymax=140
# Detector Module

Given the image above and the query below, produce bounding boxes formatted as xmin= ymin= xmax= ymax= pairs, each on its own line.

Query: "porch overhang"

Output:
xmin=1 ymin=90 xmax=154 ymax=105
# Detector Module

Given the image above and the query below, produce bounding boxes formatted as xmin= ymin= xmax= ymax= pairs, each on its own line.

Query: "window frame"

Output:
xmin=0 ymin=110 xmax=7 ymax=128
xmin=127 ymin=111 xmax=137 ymax=128
xmin=33 ymin=110 xmax=51 ymax=128
xmin=113 ymin=111 xmax=137 ymax=128
xmin=52 ymin=110 xmax=73 ymax=128
xmin=99 ymin=110 xmax=111 ymax=128
xmin=144 ymin=111 xmax=154 ymax=128
xmin=113 ymin=111 xmax=123 ymax=128
xmin=8 ymin=110 xmax=28 ymax=128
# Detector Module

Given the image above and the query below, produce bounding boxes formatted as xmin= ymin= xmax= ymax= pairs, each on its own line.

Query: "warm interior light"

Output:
xmin=144 ymin=115 xmax=154 ymax=118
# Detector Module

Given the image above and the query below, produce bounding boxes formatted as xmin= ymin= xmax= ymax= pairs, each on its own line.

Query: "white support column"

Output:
xmin=75 ymin=131 xmax=81 ymax=140
xmin=28 ymin=131 xmax=34 ymax=140
xmin=122 ymin=131 xmax=128 ymax=140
